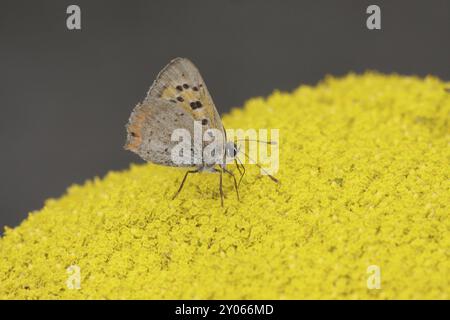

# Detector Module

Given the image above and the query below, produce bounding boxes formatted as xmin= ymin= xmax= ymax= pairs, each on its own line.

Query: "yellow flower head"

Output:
xmin=1 ymin=72 xmax=449 ymax=299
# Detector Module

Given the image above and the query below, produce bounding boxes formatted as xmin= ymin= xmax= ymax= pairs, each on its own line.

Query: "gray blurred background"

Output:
xmin=1 ymin=0 xmax=449 ymax=231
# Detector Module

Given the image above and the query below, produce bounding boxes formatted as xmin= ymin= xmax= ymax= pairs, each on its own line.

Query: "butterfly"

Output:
xmin=124 ymin=58 xmax=278 ymax=206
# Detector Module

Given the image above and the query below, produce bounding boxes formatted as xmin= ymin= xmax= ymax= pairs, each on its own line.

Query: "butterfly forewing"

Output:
xmin=146 ymin=58 xmax=223 ymax=133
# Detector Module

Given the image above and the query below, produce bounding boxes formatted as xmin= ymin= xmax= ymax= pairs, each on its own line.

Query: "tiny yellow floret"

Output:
xmin=1 ymin=73 xmax=449 ymax=299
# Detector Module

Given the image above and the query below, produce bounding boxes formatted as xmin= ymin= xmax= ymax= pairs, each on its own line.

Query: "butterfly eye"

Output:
xmin=225 ymin=142 xmax=237 ymax=158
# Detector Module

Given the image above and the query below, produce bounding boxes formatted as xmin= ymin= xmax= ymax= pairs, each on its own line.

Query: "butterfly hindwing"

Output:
xmin=125 ymin=97 xmax=199 ymax=167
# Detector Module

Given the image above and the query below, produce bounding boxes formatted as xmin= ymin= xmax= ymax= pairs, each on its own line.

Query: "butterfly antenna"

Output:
xmin=236 ymin=139 xmax=277 ymax=145
xmin=237 ymin=150 xmax=279 ymax=184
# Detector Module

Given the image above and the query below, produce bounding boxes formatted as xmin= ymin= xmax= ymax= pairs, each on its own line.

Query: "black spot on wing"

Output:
xmin=190 ymin=101 xmax=203 ymax=110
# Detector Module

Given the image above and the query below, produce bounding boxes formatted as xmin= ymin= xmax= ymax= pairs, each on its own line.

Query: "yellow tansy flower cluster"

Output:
xmin=0 ymin=73 xmax=449 ymax=299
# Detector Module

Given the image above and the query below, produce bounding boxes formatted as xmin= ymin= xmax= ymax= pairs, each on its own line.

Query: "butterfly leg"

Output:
xmin=234 ymin=159 xmax=243 ymax=181
xmin=223 ymin=167 xmax=240 ymax=201
xmin=235 ymin=158 xmax=246 ymax=187
xmin=213 ymin=167 xmax=224 ymax=207
xmin=218 ymin=168 xmax=224 ymax=207
xmin=172 ymin=169 xmax=199 ymax=200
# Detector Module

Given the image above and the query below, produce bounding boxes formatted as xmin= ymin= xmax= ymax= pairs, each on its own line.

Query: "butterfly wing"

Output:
xmin=126 ymin=58 xmax=226 ymax=167
xmin=125 ymin=97 xmax=199 ymax=167
xmin=146 ymin=57 xmax=224 ymax=134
